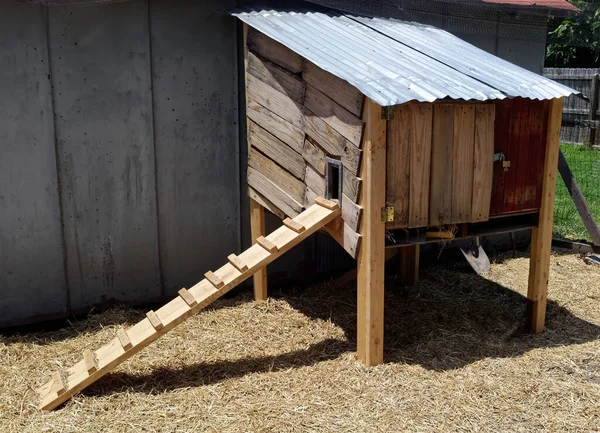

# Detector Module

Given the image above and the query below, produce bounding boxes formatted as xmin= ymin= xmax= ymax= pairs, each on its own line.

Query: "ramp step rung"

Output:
xmin=315 ymin=197 xmax=339 ymax=210
xmin=227 ymin=254 xmax=248 ymax=272
xmin=83 ymin=350 xmax=97 ymax=375
xmin=283 ymin=218 xmax=306 ymax=233
xmin=205 ymin=271 xmax=224 ymax=289
xmin=36 ymin=200 xmax=341 ymax=411
xmin=256 ymin=235 xmax=278 ymax=253
xmin=178 ymin=288 xmax=197 ymax=307
xmin=117 ymin=330 xmax=133 ymax=351
xmin=146 ymin=310 xmax=164 ymax=331
xmin=52 ymin=371 xmax=66 ymax=395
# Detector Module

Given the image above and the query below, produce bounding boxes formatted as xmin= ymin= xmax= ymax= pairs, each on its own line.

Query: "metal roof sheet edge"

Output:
xmin=232 ymin=8 xmax=582 ymax=106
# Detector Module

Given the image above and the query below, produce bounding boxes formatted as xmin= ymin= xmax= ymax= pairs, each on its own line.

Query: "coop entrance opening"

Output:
xmin=326 ymin=157 xmax=343 ymax=202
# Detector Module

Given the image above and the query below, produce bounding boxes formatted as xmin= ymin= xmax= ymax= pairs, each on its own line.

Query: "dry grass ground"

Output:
xmin=1 ymin=249 xmax=599 ymax=432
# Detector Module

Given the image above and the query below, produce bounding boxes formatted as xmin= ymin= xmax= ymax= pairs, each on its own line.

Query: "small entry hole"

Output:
xmin=326 ymin=158 xmax=343 ymax=201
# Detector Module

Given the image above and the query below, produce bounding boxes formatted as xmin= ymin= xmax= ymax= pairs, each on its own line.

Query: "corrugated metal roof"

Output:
xmin=233 ymin=8 xmax=580 ymax=106
xmin=482 ymin=0 xmax=579 ymax=12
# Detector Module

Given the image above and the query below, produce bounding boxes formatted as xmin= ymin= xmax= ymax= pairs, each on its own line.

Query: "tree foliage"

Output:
xmin=546 ymin=0 xmax=600 ymax=67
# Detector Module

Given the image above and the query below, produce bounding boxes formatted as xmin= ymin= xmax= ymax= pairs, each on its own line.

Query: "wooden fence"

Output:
xmin=543 ymin=68 xmax=600 ymax=147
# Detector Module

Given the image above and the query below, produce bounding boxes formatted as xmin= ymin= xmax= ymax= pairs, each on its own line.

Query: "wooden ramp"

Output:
xmin=36 ymin=198 xmax=340 ymax=411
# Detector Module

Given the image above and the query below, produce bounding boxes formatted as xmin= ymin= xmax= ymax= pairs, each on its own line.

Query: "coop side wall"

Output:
xmin=244 ymin=27 xmax=366 ymax=257
xmin=385 ymin=102 xmax=496 ymax=229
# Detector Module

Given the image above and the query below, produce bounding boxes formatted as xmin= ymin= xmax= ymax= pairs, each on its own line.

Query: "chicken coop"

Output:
xmin=36 ymin=6 xmax=581 ymax=411
xmin=235 ymin=9 xmax=577 ymax=365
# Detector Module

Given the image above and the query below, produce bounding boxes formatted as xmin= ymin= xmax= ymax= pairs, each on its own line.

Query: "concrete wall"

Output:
xmin=0 ymin=0 xmax=239 ymax=326
xmin=0 ymin=0 xmax=548 ymax=326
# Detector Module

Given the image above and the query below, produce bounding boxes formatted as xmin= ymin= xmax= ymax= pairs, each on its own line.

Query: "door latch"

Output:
xmin=494 ymin=152 xmax=510 ymax=172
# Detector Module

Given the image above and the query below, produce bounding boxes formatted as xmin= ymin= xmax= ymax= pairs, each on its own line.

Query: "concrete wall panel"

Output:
xmin=150 ymin=0 xmax=240 ymax=294
xmin=49 ymin=0 xmax=161 ymax=309
xmin=0 ymin=3 xmax=68 ymax=325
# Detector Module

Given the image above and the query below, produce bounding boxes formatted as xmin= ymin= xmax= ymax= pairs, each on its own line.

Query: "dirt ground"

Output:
xmin=1 ymin=249 xmax=599 ymax=432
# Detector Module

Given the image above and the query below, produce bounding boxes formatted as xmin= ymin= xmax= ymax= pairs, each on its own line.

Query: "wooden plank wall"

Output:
xmin=387 ymin=101 xmax=495 ymax=229
xmin=245 ymin=28 xmax=365 ymax=257
xmin=490 ymin=98 xmax=550 ymax=216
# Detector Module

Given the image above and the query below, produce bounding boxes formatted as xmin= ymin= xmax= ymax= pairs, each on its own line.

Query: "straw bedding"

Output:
xmin=1 ymin=249 xmax=599 ymax=432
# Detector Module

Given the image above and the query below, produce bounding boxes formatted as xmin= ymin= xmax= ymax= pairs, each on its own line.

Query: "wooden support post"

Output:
xmin=250 ymin=198 xmax=268 ymax=300
xmin=398 ymin=244 xmax=420 ymax=286
xmin=527 ymin=98 xmax=563 ymax=333
xmin=357 ymin=98 xmax=387 ymax=366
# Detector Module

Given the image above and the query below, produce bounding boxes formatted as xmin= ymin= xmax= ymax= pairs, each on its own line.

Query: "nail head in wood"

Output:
xmin=83 ymin=349 xmax=97 ymax=374
xmin=315 ymin=196 xmax=339 ymax=210
xmin=52 ymin=370 xmax=66 ymax=395
xmin=283 ymin=217 xmax=306 ymax=233
xmin=117 ymin=329 xmax=133 ymax=351
xmin=204 ymin=271 xmax=225 ymax=289
xmin=146 ymin=310 xmax=164 ymax=331
xmin=178 ymin=288 xmax=197 ymax=307
xmin=256 ymin=235 xmax=278 ymax=253
xmin=227 ymin=254 xmax=249 ymax=272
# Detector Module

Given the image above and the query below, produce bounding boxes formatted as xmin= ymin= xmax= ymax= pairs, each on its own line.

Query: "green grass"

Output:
xmin=553 ymin=144 xmax=600 ymax=243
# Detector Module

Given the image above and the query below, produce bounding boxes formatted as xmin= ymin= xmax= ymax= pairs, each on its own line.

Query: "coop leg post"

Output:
xmin=398 ymin=244 xmax=420 ymax=285
xmin=357 ymin=99 xmax=387 ymax=366
xmin=527 ymin=97 xmax=563 ymax=333
xmin=250 ymin=198 xmax=268 ymax=301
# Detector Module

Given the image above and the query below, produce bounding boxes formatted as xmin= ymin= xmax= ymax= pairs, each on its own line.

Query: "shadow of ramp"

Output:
xmin=81 ymin=337 xmax=352 ymax=398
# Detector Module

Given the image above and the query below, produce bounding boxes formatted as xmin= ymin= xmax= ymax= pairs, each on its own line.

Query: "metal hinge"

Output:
xmin=381 ymin=206 xmax=395 ymax=222
xmin=381 ymin=106 xmax=395 ymax=120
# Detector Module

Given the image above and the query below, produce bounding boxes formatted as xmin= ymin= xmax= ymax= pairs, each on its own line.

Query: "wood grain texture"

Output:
xmin=304 ymin=186 xmax=319 ymax=209
xmin=305 ymin=164 xmax=326 ymax=198
xmin=304 ymin=108 xmax=362 ymax=176
xmin=246 ymin=100 xmax=305 ymax=153
xmin=247 ymin=51 xmax=305 ymax=104
xmin=304 ymin=85 xmax=364 ymax=147
xmin=357 ymin=98 xmax=387 ymax=367
xmin=490 ymin=99 xmax=511 ymax=215
xmin=451 ymin=105 xmax=475 ymax=223
xmin=527 ymin=98 xmax=563 ymax=334
xmin=471 ymin=104 xmax=495 ymax=222
xmin=37 ymin=203 xmax=341 ymax=411
xmin=341 ymin=193 xmax=362 ymax=232
xmin=247 ymin=74 xmax=304 ymax=129
xmin=324 ymin=218 xmax=362 ymax=259
xmin=429 ymin=104 xmax=455 ymax=226
xmin=303 ymin=61 xmax=364 ymax=116
xmin=250 ymin=198 xmax=267 ymax=301
xmin=247 ymin=167 xmax=302 ymax=217
xmin=408 ymin=104 xmax=433 ymax=228
xmin=523 ymin=102 xmax=546 ymax=210
xmin=513 ymin=99 xmax=532 ymax=210
xmin=248 ymin=187 xmax=285 ymax=220
xmin=178 ymin=288 xmax=197 ymax=308
xmin=248 ymin=147 xmax=305 ymax=204
xmin=386 ymin=104 xmax=411 ymax=228
xmin=302 ymin=136 xmax=327 ymax=175
xmin=343 ymin=170 xmax=361 ymax=203
xmin=502 ymin=98 xmax=523 ymax=213
xmin=283 ymin=217 xmax=306 ymax=233
xmin=246 ymin=27 xmax=303 ymax=73
xmin=248 ymin=120 xmax=306 ymax=180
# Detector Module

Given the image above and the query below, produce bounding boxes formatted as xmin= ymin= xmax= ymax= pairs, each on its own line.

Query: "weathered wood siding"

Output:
xmin=244 ymin=28 xmax=365 ymax=257
xmin=386 ymin=101 xmax=495 ymax=229
xmin=490 ymin=98 xmax=549 ymax=215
